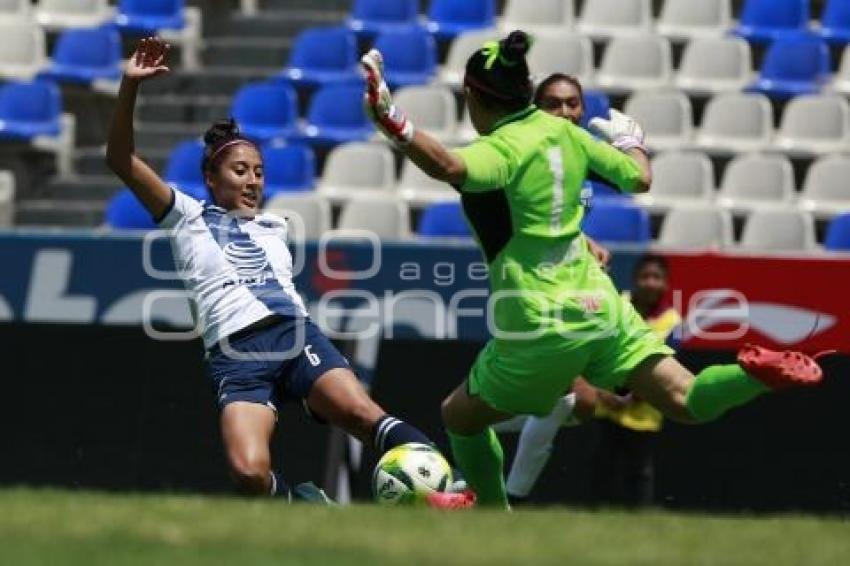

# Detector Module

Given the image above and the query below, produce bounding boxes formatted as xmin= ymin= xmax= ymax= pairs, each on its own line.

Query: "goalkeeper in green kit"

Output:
xmin=360 ymin=31 xmax=829 ymax=509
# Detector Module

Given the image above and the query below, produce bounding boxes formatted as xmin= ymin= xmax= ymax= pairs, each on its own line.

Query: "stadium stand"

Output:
xmin=739 ymin=209 xmax=817 ymax=251
xmin=318 ymin=141 xmax=395 ymax=202
xmin=819 ymin=0 xmax=850 ymax=45
xmin=582 ymin=201 xmax=651 ymax=244
xmin=35 ymin=0 xmax=114 ymax=30
xmin=799 ymin=155 xmax=850 ymax=220
xmin=526 ymin=33 xmax=594 ymax=86
xmin=657 ymin=205 xmax=734 ymax=249
xmin=279 ymin=26 xmax=360 ymax=88
xmin=40 ymin=26 xmax=122 ymax=87
xmin=0 ymin=21 xmax=48 ymax=81
xmin=163 ymin=139 xmax=206 ymax=197
xmin=0 ymin=0 xmax=30 ymax=22
xmin=425 ymin=0 xmax=496 ymax=41
xmin=634 ymin=152 xmax=715 ymax=211
xmin=748 ymin=34 xmax=831 ymax=99
xmin=230 ymin=81 xmax=299 ymax=143
xmin=397 ymin=160 xmax=459 ymax=207
xmin=623 ymin=90 xmax=694 ymax=152
xmin=438 ymin=28 xmax=498 ymax=88
xmin=337 ymin=195 xmax=410 ymax=239
xmin=264 ymin=192 xmax=331 ymax=240
xmin=577 ymin=0 xmax=652 ymax=41
xmin=675 ymin=36 xmax=753 ymax=95
xmin=262 ymin=143 xmax=316 ymax=197
xmin=0 ymin=170 xmax=14 ymax=227
xmin=595 ymin=36 xmax=673 ymax=94
xmin=824 ymin=213 xmax=850 ymax=251
xmin=695 ymin=92 xmax=774 ymax=155
xmin=391 ymin=85 xmax=457 ymax=144
xmin=372 ymin=28 xmax=437 ymax=89
xmin=104 ymin=187 xmax=157 ymax=230
xmin=579 ymin=91 xmax=611 ymax=129
xmin=0 ymin=79 xmax=62 ymax=139
xmin=500 ymin=0 xmax=575 ymax=34
xmin=717 ymin=153 xmax=796 ymax=213
xmin=347 ymin=0 xmax=420 ymax=37
xmin=832 ymin=45 xmax=850 ymax=94
xmin=656 ymin=0 xmax=733 ymax=41
xmin=298 ymin=83 xmax=374 ymax=146
xmin=774 ymin=94 xmax=850 ymax=156
xmin=418 ymin=201 xmax=471 ymax=237
xmin=734 ymin=0 xmax=810 ymax=43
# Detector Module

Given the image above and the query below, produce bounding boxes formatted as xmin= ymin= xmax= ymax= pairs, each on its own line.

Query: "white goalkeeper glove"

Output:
xmin=588 ymin=109 xmax=647 ymax=154
xmin=360 ymin=49 xmax=415 ymax=147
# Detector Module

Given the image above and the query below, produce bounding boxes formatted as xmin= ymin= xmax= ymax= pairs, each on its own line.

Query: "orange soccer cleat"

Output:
xmin=737 ymin=344 xmax=832 ymax=389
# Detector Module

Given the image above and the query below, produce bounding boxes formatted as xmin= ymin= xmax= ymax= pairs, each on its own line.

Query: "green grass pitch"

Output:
xmin=0 ymin=488 xmax=847 ymax=565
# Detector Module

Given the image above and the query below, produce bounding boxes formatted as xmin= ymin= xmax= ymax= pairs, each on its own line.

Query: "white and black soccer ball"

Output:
xmin=372 ymin=443 xmax=453 ymax=505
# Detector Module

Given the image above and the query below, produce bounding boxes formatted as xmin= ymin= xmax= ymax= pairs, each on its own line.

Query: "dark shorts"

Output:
xmin=204 ymin=316 xmax=349 ymax=413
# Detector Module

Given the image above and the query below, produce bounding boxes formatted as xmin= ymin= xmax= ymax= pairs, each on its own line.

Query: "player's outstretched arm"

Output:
xmin=587 ymin=110 xmax=652 ymax=193
xmin=105 ymin=37 xmax=174 ymax=220
xmin=360 ymin=49 xmax=466 ymax=186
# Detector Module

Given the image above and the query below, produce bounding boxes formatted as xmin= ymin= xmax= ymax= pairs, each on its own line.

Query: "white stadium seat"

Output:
xmin=832 ymin=45 xmax=850 ymax=95
xmin=774 ymin=95 xmax=850 ymax=156
xmin=577 ymin=0 xmax=652 ymax=40
xmin=0 ymin=21 xmax=47 ymax=80
xmin=635 ymin=151 xmax=714 ymax=211
xmin=527 ymin=33 xmax=594 ymax=85
xmin=439 ymin=29 xmax=498 ymax=88
xmin=35 ymin=0 xmax=113 ymax=30
xmin=739 ymin=209 xmax=817 ymax=252
xmin=675 ymin=37 xmax=753 ymax=95
xmin=695 ymin=93 xmax=773 ymax=155
xmin=595 ymin=36 xmax=672 ymax=94
xmin=717 ymin=153 xmax=795 ymax=213
xmin=0 ymin=170 xmax=15 ymax=227
xmin=658 ymin=205 xmax=733 ymax=249
xmin=799 ymin=155 xmax=850 ymax=220
xmin=397 ymin=161 xmax=459 ymax=208
xmin=263 ymin=193 xmax=331 ymax=240
xmin=337 ymin=195 xmax=410 ymax=239
xmin=500 ymin=0 xmax=574 ymax=34
xmin=0 ymin=0 xmax=31 ymax=22
xmin=656 ymin=0 xmax=733 ymax=41
xmin=623 ymin=90 xmax=693 ymax=152
xmin=318 ymin=142 xmax=396 ymax=203
xmin=393 ymin=85 xmax=458 ymax=144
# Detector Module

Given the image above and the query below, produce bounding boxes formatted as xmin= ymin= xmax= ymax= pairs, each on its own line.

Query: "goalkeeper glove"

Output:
xmin=588 ymin=109 xmax=647 ymax=154
xmin=360 ymin=49 xmax=415 ymax=147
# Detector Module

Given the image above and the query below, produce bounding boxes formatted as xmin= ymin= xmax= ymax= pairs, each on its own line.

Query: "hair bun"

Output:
xmin=203 ymin=117 xmax=240 ymax=146
xmin=501 ymin=30 xmax=531 ymax=61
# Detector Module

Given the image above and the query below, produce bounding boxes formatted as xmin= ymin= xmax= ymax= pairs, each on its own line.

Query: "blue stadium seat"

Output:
xmin=579 ymin=90 xmax=611 ymax=129
xmin=105 ymin=188 xmax=156 ymax=230
xmin=417 ymin=201 xmax=471 ymax=237
xmin=748 ymin=35 xmax=830 ymax=99
xmin=0 ymin=80 xmax=62 ymax=140
xmin=425 ymin=0 xmax=496 ymax=40
xmin=587 ymin=180 xmax=626 ymax=202
xmin=115 ymin=0 xmax=184 ymax=34
xmin=297 ymin=83 xmax=374 ymax=147
xmin=348 ymin=0 xmax=420 ymax=37
xmin=261 ymin=143 xmax=316 ymax=197
xmin=373 ymin=28 xmax=437 ymax=89
xmin=280 ymin=26 xmax=360 ymax=88
xmin=734 ymin=0 xmax=809 ymax=43
xmin=231 ymin=82 xmax=299 ymax=144
xmin=164 ymin=139 xmax=206 ymax=197
xmin=825 ymin=213 xmax=850 ymax=251
xmin=581 ymin=201 xmax=650 ymax=244
xmin=41 ymin=26 xmax=122 ymax=85
xmin=819 ymin=0 xmax=850 ymax=46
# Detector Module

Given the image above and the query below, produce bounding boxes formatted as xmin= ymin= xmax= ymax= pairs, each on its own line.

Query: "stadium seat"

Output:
xmin=0 ymin=22 xmax=48 ymax=81
xmin=40 ymin=26 xmax=122 ymax=85
xmin=595 ymin=36 xmax=672 ymax=94
xmin=163 ymin=139 xmax=206 ymax=197
xmin=658 ymin=205 xmax=733 ymax=249
xmin=105 ymin=188 xmax=157 ymax=230
xmin=392 ymin=86 xmax=457 ymax=143
xmin=832 ymin=45 xmax=850 ymax=94
xmin=398 ymin=161 xmax=458 ymax=207
xmin=500 ymin=0 xmax=574 ymax=34
xmin=299 ymin=83 xmax=375 ymax=147
xmin=318 ymin=142 xmax=395 ymax=202
xmin=0 ymin=79 xmax=61 ymax=140
xmin=824 ymin=213 xmax=850 ymax=251
xmin=734 ymin=0 xmax=809 ymax=44
xmin=418 ymin=201 xmax=471 ymax=237
xmin=748 ymin=35 xmax=830 ymax=99
xmin=577 ymin=0 xmax=651 ymax=40
xmin=634 ymin=152 xmax=714 ymax=211
xmin=373 ymin=28 xmax=437 ymax=89
xmin=115 ymin=0 xmax=183 ymax=34
xmin=347 ymin=0 xmax=419 ymax=37
xmin=581 ymin=201 xmax=650 ymax=244
xmin=695 ymin=93 xmax=773 ymax=155
xmin=717 ymin=153 xmax=795 ymax=213
xmin=337 ymin=195 xmax=410 ymax=239
xmin=438 ymin=28 xmax=498 ymax=87
xmin=579 ymin=90 xmax=610 ymax=129
xmin=817 ymin=0 xmax=850 ymax=46
xmin=739 ymin=209 xmax=817 ymax=251
xmin=0 ymin=0 xmax=29 ymax=22
xmin=262 ymin=143 xmax=315 ymax=197
xmin=774 ymin=95 xmax=850 ymax=155
xmin=280 ymin=26 xmax=360 ymax=88
xmin=230 ymin=81 xmax=299 ymax=144
xmin=586 ymin=180 xmax=626 ymax=202
xmin=656 ymin=0 xmax=732 ymax=41
xmin=799 ymin=155 xmax=850 ymax=219
xmin=263 ymin=192 xmax=331 ymax=240
xmin=675 ymin=37 xmax=753 ymax=95
xmin=35 ymin=0 xmax=113 ymax=30
xmin=623 ymin=90 xmax=693 ymax=152
xmin=0 ymin=170 xmax=14 ymax=227
xmin=425 ymin=0 xmax=496 ymax=41
xmin=527 ymin=33 xmax=594 ymax=85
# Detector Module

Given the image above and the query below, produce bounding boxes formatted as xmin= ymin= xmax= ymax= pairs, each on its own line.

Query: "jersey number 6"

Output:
xmin=304 ymin=345 xmax=321 ymax=367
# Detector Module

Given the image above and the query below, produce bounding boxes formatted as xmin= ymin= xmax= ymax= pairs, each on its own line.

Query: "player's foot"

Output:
xmin=425 ymin=489 xmax=476 ymax=510
xmin=292 ymin=482 xmax=336 ymax=505
xmin=737 ymin=344 xmax=825 ymax=389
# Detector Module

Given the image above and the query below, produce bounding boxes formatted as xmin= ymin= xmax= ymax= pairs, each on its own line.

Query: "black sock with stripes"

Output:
xmin=372 ymin=415 xmax=432 ymax=454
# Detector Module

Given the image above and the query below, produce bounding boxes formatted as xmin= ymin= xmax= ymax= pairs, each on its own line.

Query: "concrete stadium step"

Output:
xmin=137 ymin=67 xmax=275 ymax=96
xmin=15 ymin=198 xmax=107 ymax=227
xmin=134 ymin=122 xmax=215 ymax=150
xmin=206 ymin=8 xmax=347 ymax=38
xmin=35 ymin=175 xmax=120 ymax=202
xmin=201 ymin=36 xmax=292 ymax=70
xmin=136 ymin=94 xmax=234 ymax=125
xmin=72 ymin=147 xmax=170 ymax=177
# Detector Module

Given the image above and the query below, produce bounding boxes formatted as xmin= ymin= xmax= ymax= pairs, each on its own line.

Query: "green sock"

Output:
xmin=448 ymin=427 xmax=509 ymax=508
xmin=685 ymin=364 xmax=770 ymax=422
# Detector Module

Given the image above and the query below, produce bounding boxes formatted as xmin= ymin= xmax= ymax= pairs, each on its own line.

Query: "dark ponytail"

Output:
xmin=201 ymin=117 xmax=256 ymax=174
xmin=464 ymin=30 xmax=533 ymax=112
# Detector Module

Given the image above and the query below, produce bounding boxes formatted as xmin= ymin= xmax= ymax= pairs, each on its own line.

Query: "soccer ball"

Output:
xmin=372 ymin=443 xmax=453 ymax=505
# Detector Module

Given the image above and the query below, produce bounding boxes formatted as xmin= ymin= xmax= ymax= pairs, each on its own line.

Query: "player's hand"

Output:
xmin=360 ymin=49 xmax=415 ymax=146
xmin=586 ymin=236 xmax=611 ymax=269
xmin=588 ymin=109 xmax=646 ymax=153
xmin=125 ymin=37 xmax=170 ymax=82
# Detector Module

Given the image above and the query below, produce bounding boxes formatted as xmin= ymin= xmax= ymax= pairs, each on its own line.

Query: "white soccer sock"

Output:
xmin=506 ymin=394 xmax=577 ymax=498
xmin=492 ymin=415 xmax=528 ymax=433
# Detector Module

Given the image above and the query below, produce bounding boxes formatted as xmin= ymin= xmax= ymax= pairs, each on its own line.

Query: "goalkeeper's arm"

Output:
xmin=587 ymin=109 xmax=652 ymax=193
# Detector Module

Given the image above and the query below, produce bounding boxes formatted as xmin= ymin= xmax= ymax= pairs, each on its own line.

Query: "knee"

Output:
xmin=228 ymin=450 xmax=271 ymax=495
xmin=441 ymin=397 xmax=473 ymax=435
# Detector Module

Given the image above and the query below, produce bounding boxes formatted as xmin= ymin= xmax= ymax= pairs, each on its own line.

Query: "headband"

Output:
xmin=208 ymin=138 xmax=255 ymax=167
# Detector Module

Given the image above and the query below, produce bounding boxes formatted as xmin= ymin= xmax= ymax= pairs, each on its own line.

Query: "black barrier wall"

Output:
xmin=2 ymin=323 xmax=849 ymax=513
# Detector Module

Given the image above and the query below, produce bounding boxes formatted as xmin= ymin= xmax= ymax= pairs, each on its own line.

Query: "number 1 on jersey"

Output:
xmin=546 ymin=147 xmax=565 ymax=233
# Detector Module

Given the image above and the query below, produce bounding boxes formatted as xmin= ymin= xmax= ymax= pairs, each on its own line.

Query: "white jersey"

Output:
xmin=158 ymin=188 xmax=308 ymax=349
